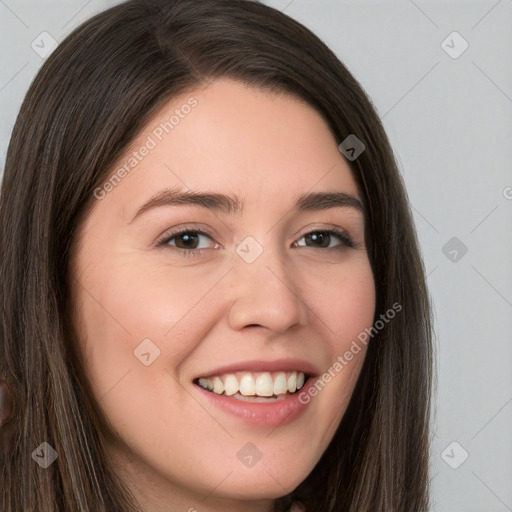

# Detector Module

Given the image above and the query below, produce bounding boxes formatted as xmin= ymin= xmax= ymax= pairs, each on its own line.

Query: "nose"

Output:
xmin=226 ymin=241 xmax=308 ymax=334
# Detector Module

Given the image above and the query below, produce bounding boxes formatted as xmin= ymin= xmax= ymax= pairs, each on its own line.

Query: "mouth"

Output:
xmin=193 ymin=370 xmax=309 ymax=402
xmin=192 ymin=362 xmax=318 ymax=427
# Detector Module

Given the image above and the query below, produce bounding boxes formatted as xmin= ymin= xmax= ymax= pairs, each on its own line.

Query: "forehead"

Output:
xmin=98 ymin=78 xmax=361 ymax=217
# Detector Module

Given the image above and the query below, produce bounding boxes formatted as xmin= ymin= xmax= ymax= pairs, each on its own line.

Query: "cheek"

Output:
xmin=72 ymin=259 xmax=208 ymax=469
xmin=78 ymin=253 xmax=217 ymax=338
xmin=73 ymin=256 xmax=226 ymax=399
xmin=296 ymin=258 xmax=375 ymax=438
xmin=105 ymin=257 xmax=229 ymax=330
xmin=300 ymin=256 xmax=376 ymax=344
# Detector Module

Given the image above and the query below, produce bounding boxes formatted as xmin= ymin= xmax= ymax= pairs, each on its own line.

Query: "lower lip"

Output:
xmin=194 ymin=378 xmax=316 ymax=428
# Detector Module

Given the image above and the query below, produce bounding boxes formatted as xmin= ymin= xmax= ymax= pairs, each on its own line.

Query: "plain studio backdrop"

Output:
xmin=1 ymin=1 xmax=511 ymax=511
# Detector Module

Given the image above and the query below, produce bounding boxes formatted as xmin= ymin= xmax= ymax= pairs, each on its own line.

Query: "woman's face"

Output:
xmin=70 ymin=78 xmax=376 ymax=511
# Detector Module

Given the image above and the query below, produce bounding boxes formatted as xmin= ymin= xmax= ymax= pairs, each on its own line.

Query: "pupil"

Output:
xmin=306 ymin=232 xmax=329 ymax=248
xmin=177 ymin=233 xmax=198 ymax=249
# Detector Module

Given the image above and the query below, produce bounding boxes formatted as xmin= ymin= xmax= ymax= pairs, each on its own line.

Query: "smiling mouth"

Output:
xmin=193 ymin=371 xmax=308 ymax=402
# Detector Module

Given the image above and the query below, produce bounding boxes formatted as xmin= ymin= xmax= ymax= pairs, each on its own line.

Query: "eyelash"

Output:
xmin=156 ymin=226 xmax=356 ymax=257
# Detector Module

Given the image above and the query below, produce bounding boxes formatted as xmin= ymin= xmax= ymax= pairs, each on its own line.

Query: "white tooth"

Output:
xmin=239 ymin=374 xmax=256 ymax=396
xmin=212 ymin=376 xmax=224 ymax=395
xmin=198 ymin=377 xmax=213 ymax=391
xmin=287 ymin=372 xmax=297 ymax=393
xmin=273 ymin=372 xmax=287 ymax=395
xmin=224 ymin=374 xmax=239 ymax=396
xmin=255 ymin=372 xmax=274 ymax=397
xmin=296 ymin=372 xmax=305 ymax=390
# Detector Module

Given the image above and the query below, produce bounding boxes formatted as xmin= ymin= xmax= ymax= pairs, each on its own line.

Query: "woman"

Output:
xmin=0 ymin=1 xmax=434 ymax=511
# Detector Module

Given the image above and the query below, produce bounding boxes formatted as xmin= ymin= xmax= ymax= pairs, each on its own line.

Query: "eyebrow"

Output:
xmin=130 ymin=187 xmax=364 ymax=223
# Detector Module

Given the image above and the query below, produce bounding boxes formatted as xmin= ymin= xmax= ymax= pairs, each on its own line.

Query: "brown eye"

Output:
xmin=172 ymin=232 xmax=202 ymax=249
xmin=294 ymin=229 xmax=354 ymax=249
xmin=157 ymin=229 xmax=216 ymax=255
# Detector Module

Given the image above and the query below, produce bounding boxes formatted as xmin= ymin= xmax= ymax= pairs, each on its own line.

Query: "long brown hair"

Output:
xmin=0 ymin=1 xmax=434 ymax=510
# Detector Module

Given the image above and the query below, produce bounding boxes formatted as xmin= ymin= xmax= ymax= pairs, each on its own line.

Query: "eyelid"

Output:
xmin=155 ymin=224 xmax=218 ymax=247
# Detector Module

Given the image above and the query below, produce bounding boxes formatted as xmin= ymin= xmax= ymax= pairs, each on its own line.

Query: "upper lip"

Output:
xmin=194 ymin=358 xmax=320 ymax=380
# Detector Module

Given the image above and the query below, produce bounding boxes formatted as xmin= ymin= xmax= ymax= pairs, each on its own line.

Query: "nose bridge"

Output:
xmin=226 ymin=234 xmax=307 ymax=332
xmin=234 ymin=234 xmax=289 ymax=289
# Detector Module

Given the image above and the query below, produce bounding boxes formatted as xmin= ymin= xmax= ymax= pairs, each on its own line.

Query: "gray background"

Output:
xmin=1 ymin=1 xmax=511 ymax=511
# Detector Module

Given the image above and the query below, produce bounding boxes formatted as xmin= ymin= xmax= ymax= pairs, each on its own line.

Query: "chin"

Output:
xmin=204 ymin=460 xmax=311 ymax=500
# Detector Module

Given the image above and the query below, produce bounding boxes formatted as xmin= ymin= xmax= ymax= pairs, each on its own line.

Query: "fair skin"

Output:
xmin=70 ymin=78 xmax=376 ymax=512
